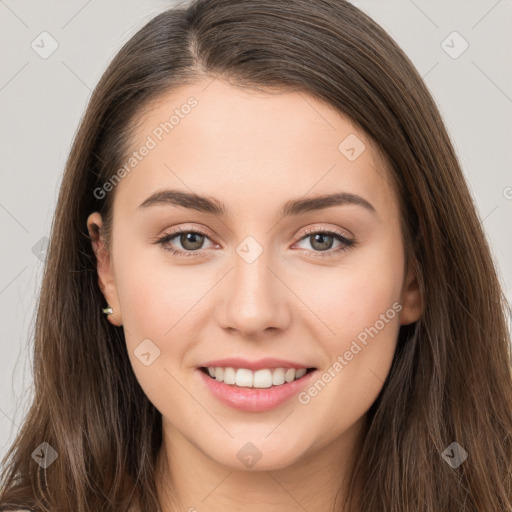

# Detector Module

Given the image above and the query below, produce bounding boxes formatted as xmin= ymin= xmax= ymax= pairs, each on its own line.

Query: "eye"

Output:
xmin=293 ymin=227 xmax=355 ymax=257
xmin=154 ymin=227 xmax=216 ymax=257
xmin=153 ymin=225 xmax=355 ymax=259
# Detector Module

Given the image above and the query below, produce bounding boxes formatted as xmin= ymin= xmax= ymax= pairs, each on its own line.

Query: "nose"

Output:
xmin=216 ymin=244 xmax=291 ymax=338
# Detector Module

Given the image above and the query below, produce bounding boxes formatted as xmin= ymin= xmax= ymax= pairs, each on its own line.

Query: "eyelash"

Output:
xmin=154 ymin=226 xmax=355 ymax=259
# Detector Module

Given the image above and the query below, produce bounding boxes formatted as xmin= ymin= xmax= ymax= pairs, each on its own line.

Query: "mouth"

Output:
xmin=197 ymin=365 xmax=318 ymax=412
xmin=199 ymin=366 xmax=317 ymax=389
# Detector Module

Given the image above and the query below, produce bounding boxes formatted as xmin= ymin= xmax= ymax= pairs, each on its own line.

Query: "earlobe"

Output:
xmin=86 ymin=212 xmax=123 ymax=326
xmin=400 ymin=264 xmax=423 ymax=325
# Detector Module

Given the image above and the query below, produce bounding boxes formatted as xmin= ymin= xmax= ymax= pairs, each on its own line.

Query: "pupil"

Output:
xmin=312 ymin=233 xmax=332 ymax=251
xmin=182 ymin=233 xmax=204 ymax=250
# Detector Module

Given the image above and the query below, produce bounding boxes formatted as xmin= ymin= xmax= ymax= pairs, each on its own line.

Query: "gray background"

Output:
xmin=1 ymin=0 xmax=511 ymax=462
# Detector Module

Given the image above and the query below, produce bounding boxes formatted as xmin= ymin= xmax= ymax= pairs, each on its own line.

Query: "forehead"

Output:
xmin=114 ymin=78 xmax=397 ymax=221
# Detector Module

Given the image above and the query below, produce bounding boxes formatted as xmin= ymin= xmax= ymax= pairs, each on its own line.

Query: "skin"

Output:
xmin=87 ymin=78 xmax=422 ymax=512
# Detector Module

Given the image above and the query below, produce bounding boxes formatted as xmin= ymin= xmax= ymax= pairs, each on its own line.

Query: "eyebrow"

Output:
xmin=137 ymin=189 xmax=376 ymax=217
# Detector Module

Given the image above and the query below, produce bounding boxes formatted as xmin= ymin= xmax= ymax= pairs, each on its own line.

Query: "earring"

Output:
xmin=102 ymin=305 xmax=114 ymax=315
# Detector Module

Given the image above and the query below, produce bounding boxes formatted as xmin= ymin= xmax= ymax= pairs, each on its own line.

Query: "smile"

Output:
xmin=200 ymin=366 xmax=315 ymax=388
xmin=197 ymin=365 xmax=317 ymax=412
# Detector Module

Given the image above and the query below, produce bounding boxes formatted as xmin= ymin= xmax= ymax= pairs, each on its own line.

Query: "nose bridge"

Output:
xmin=219 ymin=235 xmax=289 ymax=335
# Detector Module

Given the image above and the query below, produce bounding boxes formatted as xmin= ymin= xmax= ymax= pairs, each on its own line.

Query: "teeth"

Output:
xmin=235 ymin=368 xmax=253 ymax=387
xmin=272 ymin=368 xmax=285 ymax=385
xmin=205 ymin=366 xmax=310 ymax=388
xmin=285 ymin=368 xmax=295 ymax=382
xmin=253 ymin=369 xmax=272 ymax=388
xmin=223 ymin=367 xmax=236 ymax=385
xmin=295 ymin=368 xmax=307 ymax=379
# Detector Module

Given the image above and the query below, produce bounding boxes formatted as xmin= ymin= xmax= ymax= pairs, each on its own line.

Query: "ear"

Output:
xmin=87 ymin=212 xmax=123 ymax=327
xmin=400 ymin=262 xmax=423 ymax=325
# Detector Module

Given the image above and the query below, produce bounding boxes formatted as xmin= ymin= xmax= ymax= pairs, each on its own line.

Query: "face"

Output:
xmin=88 ymin=78 xmax=421 ymax=472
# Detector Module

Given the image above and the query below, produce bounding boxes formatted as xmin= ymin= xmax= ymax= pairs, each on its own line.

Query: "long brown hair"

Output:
xmin=1 ymin=1 xmax=511 ymax=510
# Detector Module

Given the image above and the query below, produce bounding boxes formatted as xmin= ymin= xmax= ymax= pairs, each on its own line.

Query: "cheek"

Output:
xmin=298 ymin=238 xmax=404 ymax=349
xmin=321 ymin=269 xmax=402 ymax=340
xmin=324 ymin=285 xmax=400 ymax=392
xmin=113 ymin=247 xmax=213 ymax=396
xmin=294 ymin=242 xmax=404 ymax=434
xmin=305 ymin=269 xmax=401 ymax=404
xmin=114 ymin=253 xmax=199 ymax=412
xmin=114 ymin=247 xmax=203 ymax=339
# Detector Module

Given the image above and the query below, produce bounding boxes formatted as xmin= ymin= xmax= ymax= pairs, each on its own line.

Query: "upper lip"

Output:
xmin=199 ymin=357 xmax=315 ymax=371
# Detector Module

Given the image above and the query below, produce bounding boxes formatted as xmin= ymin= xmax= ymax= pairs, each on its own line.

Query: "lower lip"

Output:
xmin=197 ymin=368 xmax=316 ymax=412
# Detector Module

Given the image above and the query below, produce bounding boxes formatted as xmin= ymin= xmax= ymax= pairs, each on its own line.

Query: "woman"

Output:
xmin=1 ymin=0 xmax=511 ymax=511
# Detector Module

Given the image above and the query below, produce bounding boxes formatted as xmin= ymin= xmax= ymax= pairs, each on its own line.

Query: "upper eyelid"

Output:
xmin=298 ymin=225 xmax=352 ymax=239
